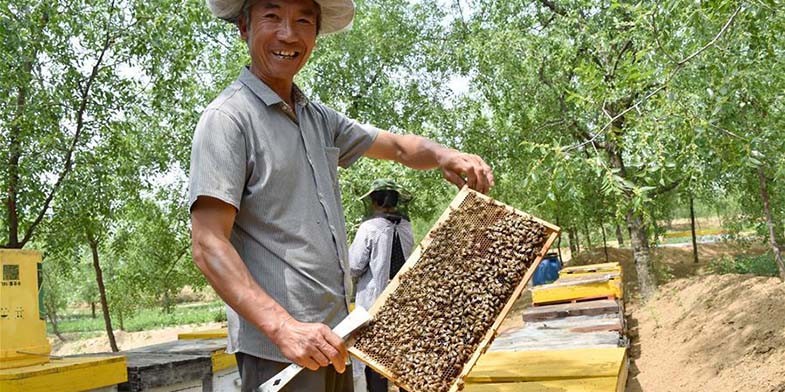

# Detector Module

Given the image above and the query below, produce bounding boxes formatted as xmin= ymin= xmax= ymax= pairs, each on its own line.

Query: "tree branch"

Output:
xmin=540 ymin=0 xmax=567 ymax=16
xmin=20 ymin=1 xmax=117 ymax=247
xmin=610 ymin=40 xmax=632 ymax=79
xmin=677 ymin=6 xmax=741 ymax=66
xmin=562 ymin=5 xmax=742 ymax=153
xmin=651 ymin=178 xmax=683 ymax=197
xmin=650 ymin=7 xmax=678 ymax=64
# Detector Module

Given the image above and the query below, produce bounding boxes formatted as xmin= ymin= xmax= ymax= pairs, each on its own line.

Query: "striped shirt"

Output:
xmin=189 ymin=67 xmax=379 ymax=361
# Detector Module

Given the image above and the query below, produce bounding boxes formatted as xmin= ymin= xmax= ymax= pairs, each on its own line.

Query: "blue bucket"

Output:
xmin=533 ymin=252 xmax=562 ymax=286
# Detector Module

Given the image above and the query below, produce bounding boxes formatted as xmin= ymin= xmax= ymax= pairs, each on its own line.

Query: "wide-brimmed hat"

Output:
xmin=206 ymin=0 xmax=355 ymax=35
xmin=359 ymin=179 xmax=412 ymax=203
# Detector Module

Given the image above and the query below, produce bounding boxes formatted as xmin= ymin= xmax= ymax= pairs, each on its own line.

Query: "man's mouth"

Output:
xmin=272 ymin=50 xmax=299 ymax=60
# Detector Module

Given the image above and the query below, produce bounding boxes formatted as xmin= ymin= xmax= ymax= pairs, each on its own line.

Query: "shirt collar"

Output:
xmin=239 ymin=67 xmax=310 ymax=107
xmin=291 ymin=84 xmax=309 ymax=107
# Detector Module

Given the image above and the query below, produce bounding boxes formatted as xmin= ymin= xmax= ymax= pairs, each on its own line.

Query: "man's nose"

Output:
xmin=277 ymin=20 xmax=297 ymax=42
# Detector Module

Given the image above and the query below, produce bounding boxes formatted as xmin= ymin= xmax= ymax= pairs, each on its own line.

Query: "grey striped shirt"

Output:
xmin=189 ymin=68 xmax=379 ymax=361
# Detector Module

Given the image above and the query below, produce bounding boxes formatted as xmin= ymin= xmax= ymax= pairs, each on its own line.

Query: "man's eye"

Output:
xmin=263 ymin=13 xmax=279 ymax=19
xmin=298 ymin=18 xmax=314 ymax=24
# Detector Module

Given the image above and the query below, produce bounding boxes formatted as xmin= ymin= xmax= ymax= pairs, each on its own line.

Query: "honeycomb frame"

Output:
xmin=348 ymin=187 xmax=561 ymax=392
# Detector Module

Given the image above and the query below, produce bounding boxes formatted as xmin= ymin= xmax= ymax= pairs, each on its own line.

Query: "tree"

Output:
xmin=3 ymin=0 xmax=222 ymax=346
xmin=686 ymin=3 xmax=785 ymax=280
xmin=110 ymin=194 xmax=199 ymax=313
xmin=455 ymin=1 xmax=749 ymax=299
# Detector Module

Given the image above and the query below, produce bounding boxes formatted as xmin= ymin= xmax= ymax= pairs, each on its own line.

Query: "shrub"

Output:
xmin=707 ymin=252 xmax=780 ymax=277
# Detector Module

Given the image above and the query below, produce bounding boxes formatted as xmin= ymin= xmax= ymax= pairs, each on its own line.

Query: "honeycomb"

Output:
xmin=352 ymin=192 xmax=551 ymax=392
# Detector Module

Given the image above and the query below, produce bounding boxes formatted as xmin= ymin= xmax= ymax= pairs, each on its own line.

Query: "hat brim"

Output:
xmin=316 ymin=0 xmax=355 ymax=35
xmin=358 ymin=188 xmax=412 ymax=203
xmin=207 ymin=0 xmax=355 ymax=35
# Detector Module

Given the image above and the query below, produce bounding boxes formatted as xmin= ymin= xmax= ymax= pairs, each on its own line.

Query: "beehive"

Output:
xmin=349 ymin=188 xmax=560 ymax=392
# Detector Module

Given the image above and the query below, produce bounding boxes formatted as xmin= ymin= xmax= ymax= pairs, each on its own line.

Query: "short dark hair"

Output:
xmin=240 ymin=0 xmax=322 ymax=34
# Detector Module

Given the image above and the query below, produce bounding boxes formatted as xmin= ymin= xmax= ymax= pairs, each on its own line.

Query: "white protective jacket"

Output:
xmin=349 ymin=214 xmax=414 ymax=379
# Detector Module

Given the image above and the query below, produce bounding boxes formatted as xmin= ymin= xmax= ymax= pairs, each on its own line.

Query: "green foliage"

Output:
xmin=708 ymin=252 xmax=781 ymax=277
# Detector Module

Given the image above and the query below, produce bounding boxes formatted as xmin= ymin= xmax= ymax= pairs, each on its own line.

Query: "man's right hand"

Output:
xmin=272 ymin=317 xmax=349 ymax=373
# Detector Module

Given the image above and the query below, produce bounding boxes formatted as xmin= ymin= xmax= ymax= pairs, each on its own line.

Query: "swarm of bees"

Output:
xmin=353 ymin=193 xmax=548 ymax=392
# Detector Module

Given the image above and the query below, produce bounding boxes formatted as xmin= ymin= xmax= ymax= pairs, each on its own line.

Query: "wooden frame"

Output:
xmin=348 ymin=187 xmax=560 ymax=392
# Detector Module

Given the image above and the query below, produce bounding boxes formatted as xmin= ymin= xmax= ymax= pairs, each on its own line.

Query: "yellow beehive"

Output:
xmin=465 ymin=347 xmax=628 ymax=392
xmin=0 ymin=250 xmax=51 ymax=369
xmin=532 ymin=273 xmax=623 ymax=305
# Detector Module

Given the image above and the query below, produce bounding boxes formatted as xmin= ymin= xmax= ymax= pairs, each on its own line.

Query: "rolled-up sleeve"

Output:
xmin=188 ymin=109 xmax=247 ymax=211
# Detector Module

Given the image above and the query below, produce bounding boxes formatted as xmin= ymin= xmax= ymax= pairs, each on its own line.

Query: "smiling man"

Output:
xmin=190 ymin=0 xmax=494 ymax=390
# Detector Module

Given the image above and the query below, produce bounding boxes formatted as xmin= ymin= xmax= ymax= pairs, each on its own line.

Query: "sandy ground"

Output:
xmin=571 ymin=243 xmax=785 ymax=392
xmin=627 ymin=275 xmax=785 ymax=392
xmin=49 ymin=321 xmax=225 ymax=356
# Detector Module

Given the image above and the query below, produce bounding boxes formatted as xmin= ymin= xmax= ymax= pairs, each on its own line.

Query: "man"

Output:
xmin=349 ymin=179 xmax=413 ymax=392
xmin=190 ymin=0 xmax=494 ymax=390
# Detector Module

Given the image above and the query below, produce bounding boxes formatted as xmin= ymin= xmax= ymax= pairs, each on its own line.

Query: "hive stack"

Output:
xmin=465 ymin=261 xmax=629 ymax=391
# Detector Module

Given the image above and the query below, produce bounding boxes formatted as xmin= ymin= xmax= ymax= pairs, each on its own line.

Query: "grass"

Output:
xmin=707 ymin=252 xmax=781 ymax=277
xmin=662 ymin=228 xmax=728 ymax=238
xmin=49 ymin=301 xmax=225 ymax=334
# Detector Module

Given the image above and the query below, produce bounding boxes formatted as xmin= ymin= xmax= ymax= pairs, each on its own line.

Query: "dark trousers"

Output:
xmin=236 ymin=352 xmax=353 ymax=392
xmin=364 ymin=366 xmax=405 ymax=392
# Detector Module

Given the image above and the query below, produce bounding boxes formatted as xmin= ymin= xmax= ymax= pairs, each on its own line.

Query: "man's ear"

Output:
xmin=237 ymin=14 xmax=249 ymax=41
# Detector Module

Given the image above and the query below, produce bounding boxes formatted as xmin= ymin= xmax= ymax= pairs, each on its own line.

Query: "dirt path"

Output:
xmin=49 ymin=321 xmax=225 ymax=356
xmin=570 ymin=243 xmax=785 ymax=392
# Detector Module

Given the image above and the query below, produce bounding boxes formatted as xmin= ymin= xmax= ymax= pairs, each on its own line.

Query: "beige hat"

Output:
xmin=206 ymin=0 xmax=355 ymax=35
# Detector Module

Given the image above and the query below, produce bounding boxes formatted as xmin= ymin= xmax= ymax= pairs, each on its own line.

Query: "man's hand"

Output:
xmin=436 ymin=149 xmax=494 ymax=194
xmin=272 ymin=317 xmax=349 ymax=373
xmin=192 ymin=197 xmax=345 ymax=371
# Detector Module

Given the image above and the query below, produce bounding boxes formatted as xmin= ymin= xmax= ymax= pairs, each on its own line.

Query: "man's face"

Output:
xmin=239 ymin=0 xmax=319 ymax=85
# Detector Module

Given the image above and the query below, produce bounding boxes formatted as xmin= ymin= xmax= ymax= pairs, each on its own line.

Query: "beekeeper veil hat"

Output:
xmin=206 ymin=0 xmax=355 ymax=35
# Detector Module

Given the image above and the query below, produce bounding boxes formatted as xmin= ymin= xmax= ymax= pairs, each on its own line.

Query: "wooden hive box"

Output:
xmin=349 ymin=187 xmax=560 ymax=392
xmin=559 ymin=262 xmax=622 ymax=278
xmin=464 ymin=347 xmax=629 ymax=392
xmin=531 ymin=274 xmax=623 ymax=306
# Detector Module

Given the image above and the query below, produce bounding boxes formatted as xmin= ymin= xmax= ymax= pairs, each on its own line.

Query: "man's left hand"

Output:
xmin=437 ymin=150 xmax=494 ymax=194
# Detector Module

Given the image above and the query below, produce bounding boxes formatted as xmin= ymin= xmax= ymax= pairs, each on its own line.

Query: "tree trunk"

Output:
xmin=118 ymin=310 xmax=125 ymax=331
xmin=568 ymin=228 xmax=577 ymax=255
xmin=91 ymin=302 xmax=96 ymax=319
xmin=627 ymin=210 xmax=656 ymax=299
xmin=555 ymin=217 xmax=563 ymax=265
xmin=87 ymin=231 xmax=119 ymax=352
xmin=573 ymin=229 xmax=581 ymax=253
xmin=583 ymin=223 xmax=593 ymax=250
xmin=45 ymin=302 xmax=66 ymax=342
xmin=4 ymin=70 xmax=30 ymax=249
xmin=601 ymin=110 xmax=659 ymax=296
xmin=690 ymin=194 xmax=699 ymax=264
xmin=601 ymin=224 xmax=609 ymax=263
xmin=757 ymin=167 xmax=785 ymax=281
xmin=650 ymin=210 xmax=659 ymax=242
xmin=615 ymin=224 xmax=624 ymax=246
